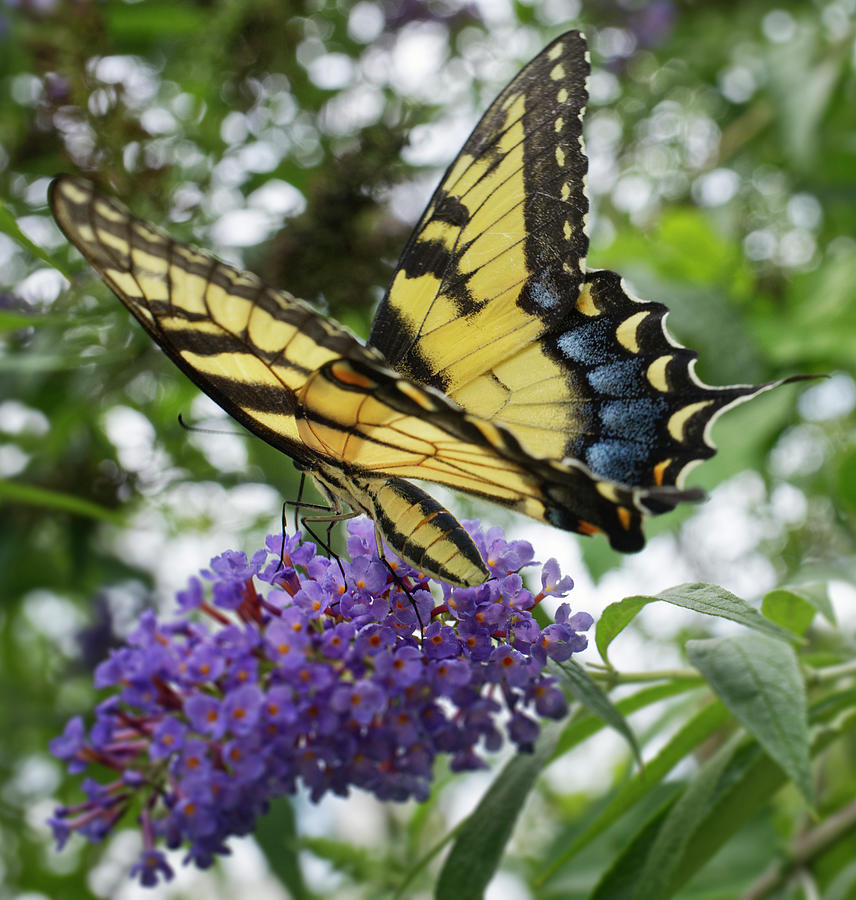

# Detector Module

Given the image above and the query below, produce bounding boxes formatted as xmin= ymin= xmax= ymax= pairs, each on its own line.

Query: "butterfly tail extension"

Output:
xmin=537 ymin=458 xmax=706 ymax=552
xmin=542 ymin=269 xmax=799 ymax=492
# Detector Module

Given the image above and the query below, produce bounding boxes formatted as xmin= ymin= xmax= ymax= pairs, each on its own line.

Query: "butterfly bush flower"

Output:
xmin=49 ymin=518 xmax=591 ymax=886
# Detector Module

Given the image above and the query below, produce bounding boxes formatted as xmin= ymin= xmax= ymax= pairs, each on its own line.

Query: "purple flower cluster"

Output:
xmin=49 ymin=518 xmax=591 ymax=886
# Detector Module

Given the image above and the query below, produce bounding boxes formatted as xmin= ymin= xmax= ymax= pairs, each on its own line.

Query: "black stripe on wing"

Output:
xmin=369 ymin=30 xmax=590 ymax=377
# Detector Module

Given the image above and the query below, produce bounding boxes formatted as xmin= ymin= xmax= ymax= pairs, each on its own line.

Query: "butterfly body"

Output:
xmin=50 ymin=31 xmax=785 ymax=586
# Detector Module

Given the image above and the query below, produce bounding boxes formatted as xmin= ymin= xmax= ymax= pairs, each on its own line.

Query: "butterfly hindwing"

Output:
xmin=554 ymin=269 xmax=775 ymax=490
xmin=297 ymin=354 xmax=713 ymax=552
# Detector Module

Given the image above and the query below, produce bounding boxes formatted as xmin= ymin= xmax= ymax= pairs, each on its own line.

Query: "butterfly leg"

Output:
xmin=371 ymin=525 xmax=427 ymax=634
xmin=298 ymin=493 xmax=360 ymax=587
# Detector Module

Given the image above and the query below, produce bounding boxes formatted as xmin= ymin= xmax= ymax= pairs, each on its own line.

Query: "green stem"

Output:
xmin=806 ymin=658 xmax=856 ymax=685
xmin=586 ymin=665 xmax=702 ymax=685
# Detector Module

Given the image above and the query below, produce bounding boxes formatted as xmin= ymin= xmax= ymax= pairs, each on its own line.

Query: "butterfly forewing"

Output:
xmin=50 ymin=176 xmax=371 ymax=465
xmin=370 ymin=31 xmax=591 ymax=461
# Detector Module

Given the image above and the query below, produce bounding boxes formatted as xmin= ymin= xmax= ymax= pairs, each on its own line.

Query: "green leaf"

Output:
xmin=667 ymin=700 xmax=856 ymax=896
xmin=591 ymin=801 xmax=675 ymax=900
xmin=555 ymin=658 xmax=640 ymax=763
xmin=634 ymin=732 xmax=743 ymax=900
xmin=650 ymin=583 xmax=796 ymax=642
xmin=536 ymin=701 xmax=731 ymax=885
xmin=592 ymin=700 xmax=856 ymax=900
xmin=825 ymin=859 xmax=856 ymax=900
xmin=596 ymin=595 xmax=651 ymax=664
xmin=592 ymin=699 xmax=856 ymax=900
xmin=598 ymin=585 xmax=796 ymax=664
xmin=301 ymin=835 xmax=380 ymax=882
xmin=591 ymin=740 xmax=772 ymax=899
xmin=0 ymin=310 xmax=45 ymax=330
xmin=254 ymin=799 xmax=309 ymax=900
xmin=435 ymin=721 xmax=561 ymax=900
xmin=686 ymin=634 xmax=812 ymax=802
xmin=0 ymin=199 xmax=72 ymax=279
xmin=762 ymin=588 xmax=817 ymax=637
xmin=0 ymin=479 xmax=123 ymax=523
xmin=788 ymin=582 xmax=837 ymax=625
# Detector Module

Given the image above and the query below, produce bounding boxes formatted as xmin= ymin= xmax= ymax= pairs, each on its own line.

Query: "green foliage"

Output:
xmin=1 ymin=0 xmax=854 ymax=898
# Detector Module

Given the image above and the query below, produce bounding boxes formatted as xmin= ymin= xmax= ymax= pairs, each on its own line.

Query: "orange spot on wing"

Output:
xmin=653 ymin=459 xmax=671 ymax=486
xmin=330 ymin=360 xmax=375 ymax=389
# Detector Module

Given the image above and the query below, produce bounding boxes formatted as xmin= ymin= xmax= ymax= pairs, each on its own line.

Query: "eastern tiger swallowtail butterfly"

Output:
xmin=50 ymin=30 xmax=791 ymax=587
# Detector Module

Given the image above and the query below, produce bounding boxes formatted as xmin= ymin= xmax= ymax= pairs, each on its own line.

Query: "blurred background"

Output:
xmin=1 ymin=0 xmax=854 ymax=897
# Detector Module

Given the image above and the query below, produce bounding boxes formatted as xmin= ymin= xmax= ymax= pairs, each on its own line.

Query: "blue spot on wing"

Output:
xmin=586 ymin=359 xmax=645 ymax=396
xmin=586 ymin=440 xmax=648 ymax=484
xmin=557 ymin=318 xmax=618 ymax=366
xmin=585 ymin=398 xmax=669 ymax=484
xmin=600 ymin=398 xmax=667 ymax=443
xmin=530 ymin=277 xmax=559 ymax=308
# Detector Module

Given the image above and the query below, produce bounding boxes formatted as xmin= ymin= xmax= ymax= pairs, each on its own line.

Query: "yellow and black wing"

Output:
xmin=51 ymin=30 xmax=791 ymax=585
xmin=369 ymin=31 xmax=779 ymax=500
xmin=49 ymin=176 xmax=490 ymax=585
xmin=49 ymin=175 xmax=681 ymax=586
xmin=49 ymin=176 xmax=373 ymax=470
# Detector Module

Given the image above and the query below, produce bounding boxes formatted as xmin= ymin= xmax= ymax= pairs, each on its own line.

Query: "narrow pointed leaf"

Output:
xmin=435 ymin=721 xmax=561 ymax=900
xmin=254 ymin=799 xmax=308 ymax=900
xmin=652 ymin=583 xmax=795 ymax=642
xmin=591 ymin=802 xmax=674 ymax=900
xmin=667 ymin=703 xmax=856 ymax=895
xmin=536 ymin=701 xmax=730 ymax=884
xmin=0 ymin=310 xmax=45 ymax=330
xmin=555 ymin=658 xmax=639 ymax=761
xmin=634 ymin=733 xmax=743 ymax=900
xmin=0 ymin=199 xmax=73 ymax=278
xmin=0 ymin=479 xmax=123 ymax=522
xmin=554 ymin=680 xmax=703 ymax=759
xmin=592 ymin=705 xmax=856 ymax=900
xmin=599 ymin=585 xmax=795 ymax=663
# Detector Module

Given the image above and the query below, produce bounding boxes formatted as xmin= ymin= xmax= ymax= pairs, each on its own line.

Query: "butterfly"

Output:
xmin=49 ymin=30 xmax=788 ymax=587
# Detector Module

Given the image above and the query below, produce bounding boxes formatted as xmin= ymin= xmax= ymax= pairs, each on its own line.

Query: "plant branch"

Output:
xmin=740 ymin=797 xmax=856 ymax=900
